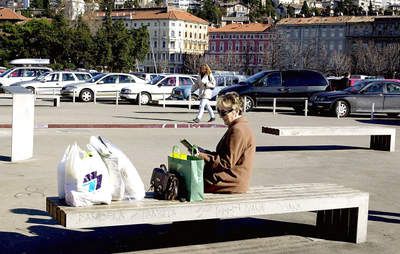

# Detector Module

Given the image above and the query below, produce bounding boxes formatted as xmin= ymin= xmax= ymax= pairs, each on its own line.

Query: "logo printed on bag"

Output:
xmin=83 ymin=171 xmax=103 ymax=192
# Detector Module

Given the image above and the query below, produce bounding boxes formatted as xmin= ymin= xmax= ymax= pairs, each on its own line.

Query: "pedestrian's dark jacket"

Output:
xmin=201 ymin=117 xmax=255 ymax=193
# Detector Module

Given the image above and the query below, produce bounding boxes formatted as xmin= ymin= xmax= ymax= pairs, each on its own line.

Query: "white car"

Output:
xmin=11 ymin=71 xmax=92 ymax=94
xmin=60 ymin=73 xmax=146 ymax=102
xmin=0 ymin=66 xmax=53 ymax=90
xmin=120 ymin=74 xmax=197 ymax=104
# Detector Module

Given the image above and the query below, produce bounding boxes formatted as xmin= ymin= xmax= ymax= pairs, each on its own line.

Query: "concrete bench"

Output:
xmin=46 ymin=183 xmax=369 ymax=243
xmin=262 ymin=126 xmax=396 ymax=152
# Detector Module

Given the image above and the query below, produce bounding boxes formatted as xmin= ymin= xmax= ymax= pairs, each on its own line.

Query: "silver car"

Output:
xmin=11 ymin=71 xmax=92 ymax=94
xmin=61 ymin=73 xmax=146 ymax=102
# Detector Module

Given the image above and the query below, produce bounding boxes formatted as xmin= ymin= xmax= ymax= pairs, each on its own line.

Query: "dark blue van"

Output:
xmin=218 ymin=69 xmax=329 ymax=112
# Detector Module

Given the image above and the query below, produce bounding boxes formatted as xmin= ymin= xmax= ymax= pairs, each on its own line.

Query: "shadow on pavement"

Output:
xmin=114 ymin=115 xmax=192 ymax=122
xmin=256 ymin=145 xmax=367 ymax=152
xmin=2 ymin=208 xmax=318 ymax=254
xmin=0 ymin=155 xmax=11 ymax=162
xmin=357 ymin=119 xmax=400 ymax=126
xmin=368 ymin=210 xmax=400 ymax=224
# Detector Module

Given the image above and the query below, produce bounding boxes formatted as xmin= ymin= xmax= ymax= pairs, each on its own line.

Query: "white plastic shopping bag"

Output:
xmin=89 ymin=136 xmax=125 ymax=200
xmin=57 ymin=145 xmax=70 ymax=199
xmin=90 ymin=136 xmax=145 ymax=201
xmin=64 ymin=143 xmax=112 ymax=207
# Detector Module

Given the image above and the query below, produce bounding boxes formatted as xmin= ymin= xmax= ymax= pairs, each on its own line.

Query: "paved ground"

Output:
xmin=0 ymin=98 xmax=399 ymax=253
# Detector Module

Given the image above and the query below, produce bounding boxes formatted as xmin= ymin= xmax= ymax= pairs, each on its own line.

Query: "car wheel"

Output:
xmin=26 ymin=86 xmax=35 ymax=94
xmin=243 ymin=96 xmax=254 ymax=112
xmin=335 ymin=100 xmax=350 ymax=117
xmin=137 ymin=92 xmax=151 ymax=105
xmin=387 ymin=113 xmax=399 ymax=117
xmin=190 ymin=94 xmax=198 ymax=101
xmin=80 ymin=89 xmax=94 ymax=102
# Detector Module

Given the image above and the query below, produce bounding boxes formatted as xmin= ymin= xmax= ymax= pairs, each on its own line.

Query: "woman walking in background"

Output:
xmin=191 ymin=64 xmax=216 ymax=123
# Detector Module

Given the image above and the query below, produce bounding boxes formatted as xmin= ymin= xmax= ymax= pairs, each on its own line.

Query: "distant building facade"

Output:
xmin=277 ymin=16 xmax=400 ymax=55
xmin=220 ymin=2 xmax=250 ymax=26
xmin=98 ymin=7 xmax=209 ymax=73
xmin=205 ymin=23 xmax=273 ymax=74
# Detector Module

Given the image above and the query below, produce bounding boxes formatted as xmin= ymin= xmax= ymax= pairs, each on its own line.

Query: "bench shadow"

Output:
xmin=0 ymin=155 xmax=11 ymax=162
xmin=357 ymin=119 xmax=400 ymax=127
xmin=368 ymin=210 xmax=400 ymax=224
xmin=256 ymin=145 xmax=367 ymax=152
xmin=5 ymin=208 xmax=317 ymax=253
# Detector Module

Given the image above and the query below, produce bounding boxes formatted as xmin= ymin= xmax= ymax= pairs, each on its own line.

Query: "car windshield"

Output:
xmin=88 ymin=73 xmax=106 ymax=83
xmin=246 ymin=71 xmax=269 ymax=84
xmin=35 ymin=72 xmax=50 ymax=81
xmin=150 ymin=75 xmax=164 ymax=85
xmin=344 ymin=81 xmax=370 ymax=92
xmin=0 ymin=68 xmax=13 ymax=77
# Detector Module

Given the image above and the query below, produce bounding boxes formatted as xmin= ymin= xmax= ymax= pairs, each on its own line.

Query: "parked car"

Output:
xmin=120 ymin=74 xmax=197 ymax=104
xmin=11 ymin=71 xmax=92 ymax=94
xmin=308 ymin=80 xmax=400 ymax=117
xmin=0 ymin=66 xmax=53 ymax=90
xmin=218 ymin=69 xmax=329 ymax=111
xmin=130 ymin=72 xmax=165 ymax=83
xmin=60 ymin=73 xmax=146 ymax=102
xmin=170 ymin=74 xmax=247 ymax=100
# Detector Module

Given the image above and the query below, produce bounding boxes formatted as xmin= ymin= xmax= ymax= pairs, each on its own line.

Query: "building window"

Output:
xmin=162 ymin=41 xmax=166 ymax=48
xmin=170 ymin=41 xmax=175 ymax=48
xmin=153 ymin=41 xmax=157 ymax=48
xmin=171 ymin=30 xmax=175 ymax=37
xmin=179 ymin=31 xmax=181 ymax=37
xmin=219 ymin=43 xmax=224 ymax=51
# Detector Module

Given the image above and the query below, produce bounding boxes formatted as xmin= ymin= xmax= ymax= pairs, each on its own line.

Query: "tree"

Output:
xmin=191 ymin=0 xmax=222 ymax=25
xmin=70 ymin=17 xmax=96 ymax=68
xmin=300 ymin=1 xmax=311 ymax=17
xmin=287 ymin=5 xmax=295 ymax=17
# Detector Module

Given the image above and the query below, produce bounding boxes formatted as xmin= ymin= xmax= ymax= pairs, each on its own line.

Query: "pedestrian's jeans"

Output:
xmin=196 ymin=98 xmax=215 ymax=120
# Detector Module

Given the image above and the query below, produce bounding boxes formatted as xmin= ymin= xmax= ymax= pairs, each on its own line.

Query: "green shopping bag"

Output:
xmin=168 ymin=147 xmax=204 ymax=202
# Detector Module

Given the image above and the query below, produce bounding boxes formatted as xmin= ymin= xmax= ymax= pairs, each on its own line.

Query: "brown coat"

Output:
xmin=200 ymin=117 xmax=255 ymax=193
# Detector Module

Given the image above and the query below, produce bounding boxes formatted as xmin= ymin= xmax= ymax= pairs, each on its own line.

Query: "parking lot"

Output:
xmin=0 ymin=98 xmax=399 ymax=253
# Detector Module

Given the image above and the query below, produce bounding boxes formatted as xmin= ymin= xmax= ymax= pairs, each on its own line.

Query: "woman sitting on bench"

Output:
xmin=197 ymin=92 xmax=255 ymax=193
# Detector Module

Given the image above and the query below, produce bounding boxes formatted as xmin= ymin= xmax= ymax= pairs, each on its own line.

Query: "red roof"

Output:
xmin=209 ymin=23 xmax=271 ymax=33
xmin=0 ymin=8 xmax=27 ymax=21
xmin=97 ymin=8 xmax=208 ymax=25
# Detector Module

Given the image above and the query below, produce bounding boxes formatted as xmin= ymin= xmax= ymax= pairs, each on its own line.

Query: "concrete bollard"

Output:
xmin=115 ymin=91 xmax=119 ymax=106
xmin=138 ymin=93 xmax=141 ymax=107
xmin=93 ymin=91 xmax=97 ymax=104
xmin=72 ymin=90 xmax=76 ymax=103
xmin=188 ymin=94 xmax=192 ymax=110
xmin=163 ymin=93 xmax=166 ymax=109
xmin=273 ymin=98 xmax=276 ymax=115
xmin=371 ymin=103 xmax=375 ymax=120
xmin=304 ymin=99 xmax=308 ymax=117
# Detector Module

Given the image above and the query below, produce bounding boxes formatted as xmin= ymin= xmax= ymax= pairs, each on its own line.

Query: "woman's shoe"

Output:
xmin=193 ymin=118 xmax=200 ymax=123
xmin=208 ymin=117 xmax=215 ymax=122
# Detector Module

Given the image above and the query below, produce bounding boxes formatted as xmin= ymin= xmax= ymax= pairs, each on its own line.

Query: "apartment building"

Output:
xmin=205 ymin=23 xmax=273 ymax=75
xmin=277 ymin=16 xmax=400 ymax=57
xmin=101 ymin=7 xmax=208 ymax=73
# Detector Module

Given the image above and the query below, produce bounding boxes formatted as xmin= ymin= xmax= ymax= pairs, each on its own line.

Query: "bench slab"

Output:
xmin=46 ymin=183 xmax=369 ymax=243
xmin=262 ymin=126 xmax=396 ymax=152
